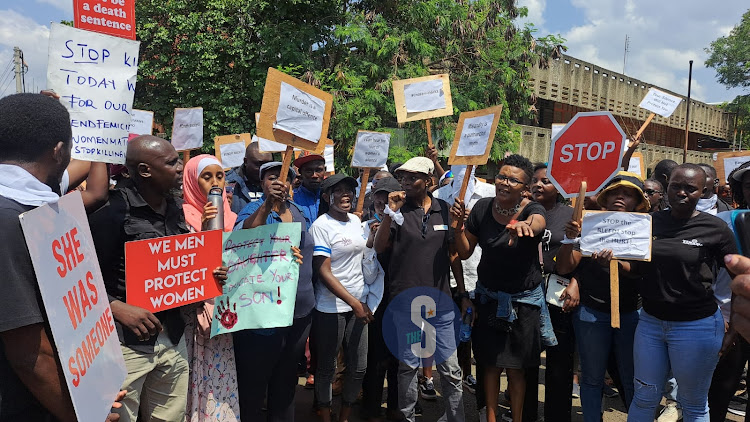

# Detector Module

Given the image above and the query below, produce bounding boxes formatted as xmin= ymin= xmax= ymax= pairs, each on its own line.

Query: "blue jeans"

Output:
xmin=572 ymin=305 xmax=638 ymax=422
xmin=628 ymin=309 xmax=724 ymax=422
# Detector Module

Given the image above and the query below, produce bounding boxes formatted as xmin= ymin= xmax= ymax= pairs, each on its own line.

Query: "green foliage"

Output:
xmin=705 ymin=9 xmax=750 ymax=89
xmin=133 ymin=0 xmax=564 ymax=165
xmin=719 ymin=95 xmax=750 ymax=149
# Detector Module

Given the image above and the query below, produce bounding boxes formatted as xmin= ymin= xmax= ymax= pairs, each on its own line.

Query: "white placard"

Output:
xmin=129 ymin=109 xmax=153 ymax=136
xmin=46 ymin=23 xmax=140 ymax=164
xmin=219 ymin=142 xmax=246 ymax=169
xmin=638 ymin=88 xmax=682 ymax=118
xmin=546 ymin=274 xmax=570 ymax=308
xmin=724 ymin=157 xmax=750 ymax=182
xmin=403 ymin=79 xmax=446 ymax=112
xmin=19 ymin=191 xmax=126 ymax=422
xmin=628 ymin=157 xmax=642 ymax=177
xmin=551 ymin=123 xmax=566 ymax=140
xmin=580 ymin=211 xmax=652 ymax=260
xmin=456 ymin=113 xmax=495 ymax=157
xmin=273 ymin=81 xmax=325 ymax=143
xmin=325 ymin=144 xmax=335 ymax=172
xmin=352 ymin=131 xmax=390 ymax=168
xmin=254 ymin=135 xmax=287 ymax=153
xmin=171 ymin=107 xmax=203 ymax=150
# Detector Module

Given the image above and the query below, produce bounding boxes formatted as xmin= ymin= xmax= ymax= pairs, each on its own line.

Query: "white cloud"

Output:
xmin=517 ymin=0 xmax=546 ymax=30
xmin=0 ymin=9 xmax=50 ymax=97
xmin=559 ymin=0 xmax=747 ymax=103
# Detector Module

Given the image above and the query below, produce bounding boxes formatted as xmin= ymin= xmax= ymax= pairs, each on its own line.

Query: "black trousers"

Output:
xmin=543 ymin=305 xmax=576 ymax=422
xmin=361 ymin=303 xmax=399 ymax=418
xmin=233 ymin=314 xmax=312 ymax=422
xmin=709 ymin=335 xmax=750 ymax=422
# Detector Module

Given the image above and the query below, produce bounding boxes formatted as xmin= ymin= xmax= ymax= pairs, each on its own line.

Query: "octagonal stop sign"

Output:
xmin=547 ymin=111 xmax=627 ymax=198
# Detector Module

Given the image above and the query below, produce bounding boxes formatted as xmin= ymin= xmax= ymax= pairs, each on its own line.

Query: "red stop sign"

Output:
xmin=547 ymin=111 xmax=627 ymax=198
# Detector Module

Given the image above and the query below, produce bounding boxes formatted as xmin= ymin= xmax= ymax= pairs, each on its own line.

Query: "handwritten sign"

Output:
xmin=19 ymin=191 xmax=126 ymax=422
xmin=46 ymin=23 xmax=139 ymax=164
xmin=351 ymin=131 xmax=390 ymax=168
xmin=627 ymin=152 xmax=646 ymax=178
xmin=254 ymin=112 xmax=287 ymax=152
xmin=171 ymin=107 xmax=203 ymax=151
xmin=74 ymin=0 xmax=136 ymax=40
xmin=716 ymin=151 xmax=750 ymax=183
xmin=393 ymin=74 xmax=453 ymax=123
xmin=257 ymin=68 xmax=333 ymax=151
xmin=638 ymin=88 xmax=682 ymax=118
xmin=125 ymin=231 xmax=223 ymax=313
xmin=580 ymin=211 xmax=652 ymax=261
xmin=448 ymin=106 xmax=502 ymax=166
xmin=211 ymin=223 xmax=302 ymax=336
xmin=129 ymin=109 xmax=153 ymax=136
xmin=214 ymin=133 xmax=251 ymax=170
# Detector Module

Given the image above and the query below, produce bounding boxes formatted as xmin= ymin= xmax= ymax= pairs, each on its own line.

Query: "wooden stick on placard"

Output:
xmin=450 ymin=164 xmax=474 ymax=229
xmin=572 ymin=181 xmax=587 ymax=222
xmin=356 ymin=168 xmax=371 ymax=213
xmin=610 ymin=259 xmax=621 ymax=328
xmin=634 ymin=113 xmax=655 ymax=141
xmin=426 ymin=119 xmax=434 ymax=148
xmin=279 ymin=146 xmax=294 ymax=185
xmin=181 ymin=150 xmax=191 ymax=162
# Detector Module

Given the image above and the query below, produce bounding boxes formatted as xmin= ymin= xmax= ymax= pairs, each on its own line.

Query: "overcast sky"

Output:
xmin=1 ymin=0 xmax=748 ymax=103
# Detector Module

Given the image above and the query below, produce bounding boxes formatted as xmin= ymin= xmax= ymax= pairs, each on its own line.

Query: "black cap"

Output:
xmin=320 ymin=173 xmax=357 ymax=193
xmin=373 ymin=177 xmax=402 ymax=195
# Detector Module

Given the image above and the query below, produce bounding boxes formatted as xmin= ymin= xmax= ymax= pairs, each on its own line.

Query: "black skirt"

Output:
xmin=473 ymin=301 xmax=541 ymax=369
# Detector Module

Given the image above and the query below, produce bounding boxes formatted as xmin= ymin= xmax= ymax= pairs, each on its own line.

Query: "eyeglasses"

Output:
xmin=496 ymin=175 xmax=525 ymax=187
xmin=644 ymin=189 xmax=662 ymax=195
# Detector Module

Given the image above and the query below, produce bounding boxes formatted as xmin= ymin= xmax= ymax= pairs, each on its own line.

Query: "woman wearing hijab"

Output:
xmin=181 ymin=154 xmax=240 ymax=422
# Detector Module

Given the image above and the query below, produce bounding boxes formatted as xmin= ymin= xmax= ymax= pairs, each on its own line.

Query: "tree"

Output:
xmin=133 ymin=0 xmax=564 ymax=170
xmin=705 ymin=9 xmax=750 ymax=89
xmin=720 ymin=95 xmax=750 ymax=149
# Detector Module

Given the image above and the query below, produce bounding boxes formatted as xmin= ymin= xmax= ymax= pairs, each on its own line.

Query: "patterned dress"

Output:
xmin=183 ymin=305 xmax=241 ymax=422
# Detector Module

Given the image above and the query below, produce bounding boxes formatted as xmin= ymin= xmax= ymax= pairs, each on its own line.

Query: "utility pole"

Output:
xmin=13 ymin=47 xmax=23 ymax=93
xmin=623 ymin=35 xmax=630 ymax=75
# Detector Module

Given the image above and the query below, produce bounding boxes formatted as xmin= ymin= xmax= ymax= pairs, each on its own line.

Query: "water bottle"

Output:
xmin=459 ymin=308 xmax=472 ymax=343
xmin=206 ymin=186 xmax=224 ymax=230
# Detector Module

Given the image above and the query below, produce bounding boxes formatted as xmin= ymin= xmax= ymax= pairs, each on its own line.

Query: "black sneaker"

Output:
xmin=414 ymin=401 xmax=423 ymax=416
xmin=464 ymin=375 xmax=477 ymax=394
xmin=728 ymin=391 xmax=748 ymax=417
xmin=419 ymin=377 xmax=437 ymax=400
xmin=603 ymin=384 xmax=619 ymax=398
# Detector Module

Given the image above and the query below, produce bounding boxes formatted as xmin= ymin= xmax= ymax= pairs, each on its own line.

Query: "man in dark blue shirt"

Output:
xmin=225 ymin=142 xmax=272 ymax=214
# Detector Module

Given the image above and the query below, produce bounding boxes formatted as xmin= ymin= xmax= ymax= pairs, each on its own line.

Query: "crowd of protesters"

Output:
xmin=5 ymin=92 xmax=750 ymax=422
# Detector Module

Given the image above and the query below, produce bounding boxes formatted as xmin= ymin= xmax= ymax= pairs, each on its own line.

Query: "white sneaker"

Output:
xmin=479 ymin=406 xmax=487 ymax=422
xmin=657 ymin=401 xmax=683 ymax=422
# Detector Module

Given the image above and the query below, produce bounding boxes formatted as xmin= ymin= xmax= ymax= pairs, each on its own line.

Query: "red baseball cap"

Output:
xmin=294 ymin=152 xmax=325 ymax=169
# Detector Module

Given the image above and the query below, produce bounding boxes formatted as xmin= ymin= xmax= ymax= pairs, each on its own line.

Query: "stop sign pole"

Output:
xmin=547 ymin=111 xmax=627 ymax=328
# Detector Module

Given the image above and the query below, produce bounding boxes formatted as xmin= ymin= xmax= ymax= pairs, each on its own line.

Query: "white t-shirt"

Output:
xmin=310 ymin=213 xmax=367 ymax=313
xmin=434 ymin=180 xmax=495 ymax=292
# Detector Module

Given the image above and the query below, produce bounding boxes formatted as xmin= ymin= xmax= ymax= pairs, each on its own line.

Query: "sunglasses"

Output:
xmin=644 ymin=189 xmax=662 ymax=195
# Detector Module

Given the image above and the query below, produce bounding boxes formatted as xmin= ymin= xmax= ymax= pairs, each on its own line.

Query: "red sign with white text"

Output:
xmin=547 ymin=111 xmax=627 ymax=198
xmin=125 ymin=231 xmax=223 ymax=313
xmin=74 ymin=0 xmax=136 ymax=40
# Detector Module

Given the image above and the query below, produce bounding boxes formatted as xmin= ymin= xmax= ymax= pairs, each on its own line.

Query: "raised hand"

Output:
xmin=388 ymin=191 xmax=406 ymax=212
xmin=216 ymin=299 xmax=238 ymax=329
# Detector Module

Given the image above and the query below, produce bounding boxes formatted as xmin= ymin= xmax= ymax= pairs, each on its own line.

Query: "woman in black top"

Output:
xmin=556 ymin=171 xmax=648 ymax=422
xmin=627 ymin=164 xmax=736 ymax=422
xmin=452 ymin=154 xmax=547 ymax=422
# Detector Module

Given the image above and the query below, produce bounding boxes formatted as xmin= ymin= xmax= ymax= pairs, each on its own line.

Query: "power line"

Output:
xmin=0 ymin=74 xmax=16 ymax=97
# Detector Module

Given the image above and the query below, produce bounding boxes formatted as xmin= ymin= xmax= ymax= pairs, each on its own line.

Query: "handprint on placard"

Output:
xmin=216 ymin=299 xmax=238 ymax=329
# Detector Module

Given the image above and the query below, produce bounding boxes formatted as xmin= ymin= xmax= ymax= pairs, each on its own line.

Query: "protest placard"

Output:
xmin=325 ymin=143 xmax=335 ymax=173
xmin=716 ymin=151 xmax=750 ymax=183
xmin=257 ymin=68 xmax=333 ymax=152
xmin=580 ymin=211 xmax=652 ymax=261
xmin=214 ymin=133 xmax=252 ymax=170
xmin=254 ymin=112 xmax=287 ymax=153
xmin=351 ymin=131 xmax=390 ymax=169
xmin=211 ymin=223 xmax=302 ymax=336
xmin=449 ymin=106 xmax=502 ymax=166
xmin=129 ymin=109 xmax=153 ymax=136
xmin=393 ymin=74 xmax=453 ymax=123
xmin=171 ymin=107 xmax=204 ymax=151
xmin=125 ymin=231 xmax=223 ymax=313
xmin=46 ymin=23 xmax=139 ymax=164
xmin=19 ymin=191 xmax=126 ymax=422
xmin=74 ymin=0 xmax=136 ymax=40
xmin=638 ymin=87 xmax=682 ymax=118
xmin=627 ymin=152 xmax=646 ymax=178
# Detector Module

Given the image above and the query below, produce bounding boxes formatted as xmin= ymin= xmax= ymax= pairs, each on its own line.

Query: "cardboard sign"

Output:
xmin=171 ymin=107 xmax=204 ymax=151
xmin=351 ymin=131 xmax=390 ymax=169
xmin=211 ymin=223 xmax=302 ymax=336
xmin=46 ymin=23 xmax=139 ymax=164
xmin=638 ymin=88 xmax=682 ymax=118
xmin=393 ymin=74 xmax=453 ymax=123
xmin=716 ymin=151 xmax=750 ymax=183
xmin=448 ymin=106 xmax=502 ymax=166
xmin=19 ymin=191 xmax=126 ymax=422
xmin=74 ymin=0 xmax=136 ymax=40
xmin=257 ymin=68 xmax=333 ymax=151
xmin=129 ymin=109 xmax=153 ymax=136
xmin=580 ymin=211 xmax=652 ymax=261
xmin=627 ymin=152 xmax=646 ymax=178
xmin=551 ymin=123 xmax=565 ymax=140
xmin=125 ymin=231 xmax=223 ymax=313
xmin=254 ymin=112 xmax=287 ymax=152
xmin=214 ymin=133 xmax=252 ymax=170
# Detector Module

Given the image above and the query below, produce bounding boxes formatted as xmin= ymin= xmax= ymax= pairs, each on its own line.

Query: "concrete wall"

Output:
xmin=517 ymin=125 xmax=713 ymax=174
xmin=528 ymin=56 xmax=732 ymax=140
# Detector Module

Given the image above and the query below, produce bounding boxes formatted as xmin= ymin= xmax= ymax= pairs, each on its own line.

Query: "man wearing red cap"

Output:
xmin=294 ymin=153 xmax=326 ymax=228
